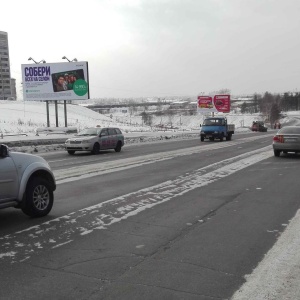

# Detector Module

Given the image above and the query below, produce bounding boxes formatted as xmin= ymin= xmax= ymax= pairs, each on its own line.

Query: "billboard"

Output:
xmin=197 ymin=94 xmax=230 ymax=113
xmin=21 ymin=61 xmax=89 ymax=101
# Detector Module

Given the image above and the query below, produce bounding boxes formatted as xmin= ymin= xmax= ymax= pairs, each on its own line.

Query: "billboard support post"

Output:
xmin=55 ymin=101 xmax=58 ymax=127
xmin=64 ymin=100 xmax=67 ymax=127
xmin=46 ymin=101 xmax=50 ymax=127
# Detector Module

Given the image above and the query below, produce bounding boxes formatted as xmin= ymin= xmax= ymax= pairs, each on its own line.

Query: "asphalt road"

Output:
xmin=1 ymin=131 xmax=300 ymax=300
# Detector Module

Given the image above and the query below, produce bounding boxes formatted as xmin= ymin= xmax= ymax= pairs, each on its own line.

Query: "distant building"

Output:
xmin=0 ymin=31 xmax=16 ymax=100
xmin=10 ymin=78 xmax=16 ymax=100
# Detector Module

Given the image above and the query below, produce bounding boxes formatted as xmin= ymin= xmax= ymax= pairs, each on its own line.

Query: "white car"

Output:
xmin=273 ymin=126 xmax=300 ymax=156
xmin=65 ymin=127 xmax=125 ymax=155
xmin=0 ymin=144 xmax=56 ymax=217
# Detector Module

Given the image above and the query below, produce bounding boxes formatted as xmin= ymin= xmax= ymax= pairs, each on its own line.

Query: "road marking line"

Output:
xmin=55 ymin=135 xmax=272 ymax=183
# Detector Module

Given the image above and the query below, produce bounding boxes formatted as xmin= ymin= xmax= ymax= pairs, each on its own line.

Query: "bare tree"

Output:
xmin=128 ymin=100 xmax=138 ymax=116
xmin=141 ymin=112 xmax=153 ymax=126
xmin=209 ymin=88 xmax=231 ymax=95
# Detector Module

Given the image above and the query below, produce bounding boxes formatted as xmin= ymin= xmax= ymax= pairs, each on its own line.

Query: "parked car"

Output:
xmin=251 ymin=121 xmax=268 ymax=132
xmin=65 ymin=127 xmax=124 ymax=155
xmin=0 ymin=144 xmax=56 ymax=217
xmin=273 ymin=126 xmax=300 ymax=157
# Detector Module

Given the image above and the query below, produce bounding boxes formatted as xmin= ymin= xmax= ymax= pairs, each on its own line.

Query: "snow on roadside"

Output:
xmin=5 ymin=131 xmax=202 ymax=154
xmin=232 ymin=209 xmax=300 ymax=300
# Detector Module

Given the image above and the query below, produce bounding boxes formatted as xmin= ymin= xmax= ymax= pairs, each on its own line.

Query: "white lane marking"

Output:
xmin=54 ymin=135 xmax=272 ymax=183
xmin=0 ymin=146 xmax=273 ymax=263
xmin=231 ymin=209 xmax=300 ymax=300
xmin=48 ymin=158 xmax=70 ymax=163
xmin=52 ymin=240 xmax=73 ymax=249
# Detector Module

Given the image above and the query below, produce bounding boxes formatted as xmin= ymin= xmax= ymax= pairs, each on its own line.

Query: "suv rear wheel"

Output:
xmin=115 ymin=141 xmax=122 ymax=152
xmin=22 ymin=177 xmax=54 ymax=217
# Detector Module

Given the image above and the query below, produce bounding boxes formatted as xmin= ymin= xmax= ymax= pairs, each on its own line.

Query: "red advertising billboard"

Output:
xmin=197 ymin=96 xmax=213 ymax=110
xmin=197 ymin=94 xmax=230 ymax=113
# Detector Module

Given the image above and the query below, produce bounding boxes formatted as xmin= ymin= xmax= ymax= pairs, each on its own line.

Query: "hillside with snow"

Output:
xmin=1 ymin=100 xmax=299 ymax=136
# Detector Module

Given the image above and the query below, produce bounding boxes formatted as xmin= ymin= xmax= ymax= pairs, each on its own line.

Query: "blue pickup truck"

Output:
xmin=200 ymin=117 xmax=235 ymax=142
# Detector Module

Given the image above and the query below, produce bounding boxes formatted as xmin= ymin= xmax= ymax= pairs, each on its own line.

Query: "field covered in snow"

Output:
xmin=0 ymin=100 xmax=269 ymax=135
xmin=1 ymin=100 xmax=300 ymax=141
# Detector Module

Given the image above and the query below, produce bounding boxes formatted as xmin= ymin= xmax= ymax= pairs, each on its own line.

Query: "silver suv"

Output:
xmin=65 ymin=127 xmax=124 ymax=155
xmin=0 ymin=144 xmax=56 ymax=217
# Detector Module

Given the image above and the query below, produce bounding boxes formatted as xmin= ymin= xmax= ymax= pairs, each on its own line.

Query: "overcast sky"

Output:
xmin=1 ymin=0 xmax=300 ymax=99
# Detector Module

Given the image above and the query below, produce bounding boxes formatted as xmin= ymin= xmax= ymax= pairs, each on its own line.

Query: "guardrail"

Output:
xmin=45 ymin=132 xmax=73 ymax=136
xmin=1 ymin=133 xmax=28 ymax=139
xmin=35 ymin=127 xmax=78 ymax=135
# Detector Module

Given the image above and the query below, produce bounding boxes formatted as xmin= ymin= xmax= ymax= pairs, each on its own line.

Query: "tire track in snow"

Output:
xmin=54 ymin=134 xmax=272 ymax=184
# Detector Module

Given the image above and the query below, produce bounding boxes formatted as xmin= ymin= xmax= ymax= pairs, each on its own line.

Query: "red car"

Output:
xmin=251 ymin=121 xmax=268 ymax=132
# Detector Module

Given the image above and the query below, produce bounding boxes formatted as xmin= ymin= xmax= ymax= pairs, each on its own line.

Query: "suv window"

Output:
xmin=108 ymin=128 xmax=117 ymax=135
xmin=100 ymin=129 xmax=108 ymax=136
xmin=115 ymin=128 xmax=122 ymax=134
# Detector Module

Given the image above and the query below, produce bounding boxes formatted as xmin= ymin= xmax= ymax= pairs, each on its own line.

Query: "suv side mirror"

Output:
xmin=199 ymin=124 xmax=202 ymax=127
xmin=0 ymin=144 xmax=8 ymax=157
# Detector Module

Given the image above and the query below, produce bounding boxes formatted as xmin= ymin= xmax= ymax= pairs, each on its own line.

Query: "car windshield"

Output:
xmin=278 ymin=127 xmax=300 ymax=134
xmin=77 ymin=128 xmax=99 ymax=136
xmin=203 ymin=119 xmax=222 ymax=126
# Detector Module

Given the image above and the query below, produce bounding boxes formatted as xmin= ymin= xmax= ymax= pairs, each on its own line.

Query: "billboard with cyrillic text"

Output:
xmin=197 ymin=95 xmax=230 ymax=113
xmin=21 ymin=61 xmax=89 ymax=101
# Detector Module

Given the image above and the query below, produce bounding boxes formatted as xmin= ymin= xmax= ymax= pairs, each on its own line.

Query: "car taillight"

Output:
xmin=273 ymin=135 xmax=284 ymax=143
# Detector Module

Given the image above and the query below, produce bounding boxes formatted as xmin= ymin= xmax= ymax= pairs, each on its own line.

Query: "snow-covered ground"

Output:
xmin=1 ymin=100 xmax=300 ymax=154
xmin=0 ymin=100 xmax=272 ymax=134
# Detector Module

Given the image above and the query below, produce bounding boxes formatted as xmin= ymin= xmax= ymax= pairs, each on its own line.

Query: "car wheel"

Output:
xmin=226 ymin=133 xmax=232 ymax=141
xmin=274 ymin=149 xmax=281 ymax=157
xmin=114 ymin=141 xmax=122 ymax=152
xmin=91 ymin=143 xmax=100 ymax=154
xmin=67 ymin=150 xmax=75 ymax=155
xmin=200 ymin=136 xmax=204 ymax=142
xmin=22 ymin=177 xmax=54 ymax=217
xmin=220 ymin=134 xmax=224 ymax=142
